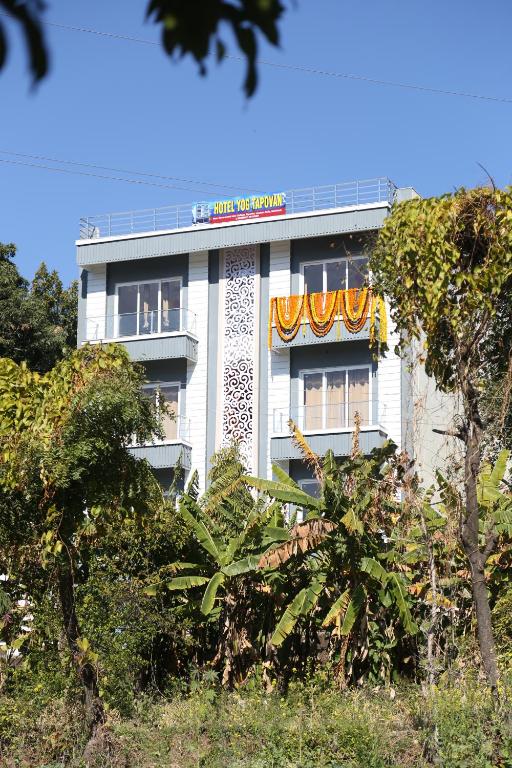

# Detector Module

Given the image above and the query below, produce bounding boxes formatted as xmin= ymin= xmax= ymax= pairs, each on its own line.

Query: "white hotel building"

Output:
xmin=76 ymin=178 xmax=449 ymax=494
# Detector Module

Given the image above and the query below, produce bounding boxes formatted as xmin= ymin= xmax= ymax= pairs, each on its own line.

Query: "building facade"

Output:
xmin=76 ymin=178 xmax=450 ymax=494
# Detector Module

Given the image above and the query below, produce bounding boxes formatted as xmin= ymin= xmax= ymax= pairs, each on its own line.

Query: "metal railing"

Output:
xmin=273 ymin=399 xmax=383 ymax=434
xmin=79 ymin=177 xmax=396 ymax=239
xmin=85 ymin=307 xmax=197 ymax=341
xmin=133 ymin=415 xmax=191 ymax=445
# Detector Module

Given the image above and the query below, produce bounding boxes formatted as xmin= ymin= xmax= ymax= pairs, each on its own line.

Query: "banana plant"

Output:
xmin=245 ymin=428 xmax=418 ymax=685
xmin=145 ymin=467 xmax=291 ymax=687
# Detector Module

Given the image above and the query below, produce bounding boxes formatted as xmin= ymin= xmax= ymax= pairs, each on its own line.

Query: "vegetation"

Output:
xmin=0 ymin=188 xmax=511 ymax=765
xmin=0 ymin=243 xmax=77 ymax=372
xmin=370 ymin=187 xmax=512 ymax=699
xmin=0 ymin=0 xmax=286 ymax=96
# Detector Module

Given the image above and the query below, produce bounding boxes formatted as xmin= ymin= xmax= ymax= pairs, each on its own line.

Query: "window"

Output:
xmin=302 ymin=257 xmax=368 ymax=293
xmin=292 ymin=479 xmax=322 ymax=523
xmin=301 ymin=367 xmax=370 ymax=431
xmin=143 ymin=382 xmax=180 ymax=441
xmin=116 ymin=279 xmax=181 ymax=337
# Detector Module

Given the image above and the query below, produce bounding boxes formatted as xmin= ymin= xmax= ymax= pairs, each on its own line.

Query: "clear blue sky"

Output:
xmin=1 ymin=0 xmax=511 ymax=285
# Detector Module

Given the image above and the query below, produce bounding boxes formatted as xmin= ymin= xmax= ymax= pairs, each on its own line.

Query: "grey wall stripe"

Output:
xmin=76 ymin=205 xmax=390 ymax=267
xmin=258 ymin=243 xmax=270 ymax=477
xmin=77 ymin=268 xmax=87 ymax=346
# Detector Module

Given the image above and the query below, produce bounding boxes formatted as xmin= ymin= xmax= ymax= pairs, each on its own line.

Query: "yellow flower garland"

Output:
xmin=269 ymin=289 xmax=387 ymax=347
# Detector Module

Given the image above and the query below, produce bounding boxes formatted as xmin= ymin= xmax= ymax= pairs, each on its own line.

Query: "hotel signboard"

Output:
xmin=192 ymin=192 xmax=286 ymax=225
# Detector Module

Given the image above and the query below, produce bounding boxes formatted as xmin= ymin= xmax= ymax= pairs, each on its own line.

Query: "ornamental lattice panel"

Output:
xmin=220 ymin=245 xmax=258 ymax=471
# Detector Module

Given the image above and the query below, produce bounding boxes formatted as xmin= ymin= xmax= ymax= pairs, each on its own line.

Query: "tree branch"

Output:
xmin=482 ymin=528 xmax=499 ymax=562
xmin=432 ymin=427 xmax=466 ymax=441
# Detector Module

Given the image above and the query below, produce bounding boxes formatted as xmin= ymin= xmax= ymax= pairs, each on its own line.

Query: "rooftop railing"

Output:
xmin=79 ymin=177 xmax=397 ymax=239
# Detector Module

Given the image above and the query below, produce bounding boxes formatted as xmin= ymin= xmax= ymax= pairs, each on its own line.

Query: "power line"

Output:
xmin=226 ymin=55 xmax=512 ymax=106
xmin=5 ymin=13 xmax=512 ymax=105
xmin=0 ymin=157 xmax=244 ymax=194
xmin=0 ymin=149 xmax=260 ymax=194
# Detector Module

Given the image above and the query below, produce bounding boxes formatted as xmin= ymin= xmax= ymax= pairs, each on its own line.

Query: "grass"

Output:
xmin=0 ymin=676 xmax=510 ymax=767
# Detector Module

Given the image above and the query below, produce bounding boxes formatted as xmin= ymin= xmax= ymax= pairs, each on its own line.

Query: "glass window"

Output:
xmin=326 ymin=261 xmax=346 ymax=291
xmin=301 ymin=368 xmax=370 ymax=431
xmin=161 ymin=280 xmax=181 ymax=332
xmin=303 ymin=372 xmax=323 ymax=431
xmin=118 ymin=284 xmax=138 ymax=336
xmin=296 ymin=479 xmax=322 ymax=523
xmin=347 ymin=259 xmax=368 ymax=289
xmin=302 ymin=258 xmax=368 ymax=294
xmin=300 ymin=479 xmax=321 ymax=499
xmin=159 ymin=384 xmax=179 ymax=440
xmin=116 ymin=279 xmax=181 ymax=337
xmin=139 ymin=283 xmax=159 ymax=335
xmin=303 ymin=263 xmax=323 ymax=294
xmin=326 ymin=370 xmax=345 ymax=429
xmin=348 ymin=368 xmax=369 ymax=426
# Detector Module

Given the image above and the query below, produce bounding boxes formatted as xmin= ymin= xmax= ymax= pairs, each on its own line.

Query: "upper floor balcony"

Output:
xmin=129 ymin=415 xmax=192 ymax=470
xmin=84 ymin=307 xmax=198 ymax=362
xmin=270 ymin=400 xmax=388 ymax=460
xmin=268 ymin=289 xmax=386 ymax=350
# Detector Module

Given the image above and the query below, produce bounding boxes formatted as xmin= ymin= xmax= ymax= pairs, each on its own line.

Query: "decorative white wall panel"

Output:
xmin=218 ymin=245 xmax=259 ymax=472
xmin=377 ymin=303 xmax=402 ymax=448
xmin=267 ymin=240 xmax=292 ymax=479
xmin=85 ymin=264 xmax=107 ymax=340
xmin=186 ymin=250 xmax=209 ymax=491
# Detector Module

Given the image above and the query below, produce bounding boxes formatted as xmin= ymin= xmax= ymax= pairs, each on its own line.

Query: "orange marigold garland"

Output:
xmin=269 ymin=288 xmax=386 ymax=347
xmin=339 ymin=288 xmax=371 ymax=333
xmin=272 ymin=294 xmax=305 ymax=343
xmin=305 ymin=291 xmax=338 ymax=336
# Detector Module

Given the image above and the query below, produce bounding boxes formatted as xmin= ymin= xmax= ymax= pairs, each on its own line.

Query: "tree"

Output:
xmin=370 ymin=187 xmax=512 ymax=700
xmin=31 ymin=261 xmax=78 ymax=352
xmin=0 ymin=344 xmax=161 ymax=734
xmin=0 ymin=0 xmax=285 ymax=96
xmin=0 ymin=244 xmax=77 ymax=372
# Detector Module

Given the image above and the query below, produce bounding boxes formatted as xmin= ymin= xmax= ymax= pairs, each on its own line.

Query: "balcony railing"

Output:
xmin=85 ymin=307 xmax=197 ymax=341
xmin=79 ymin=177 xmax=396 ymax=239
xmin=273 ymin=400 xmax=382 ymax=434
xmin=133 ymin=415 xmax=191 ymax=445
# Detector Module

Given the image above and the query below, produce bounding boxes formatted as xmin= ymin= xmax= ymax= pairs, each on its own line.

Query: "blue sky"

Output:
xmin=1 ymin=0 xmax=512 ymax=285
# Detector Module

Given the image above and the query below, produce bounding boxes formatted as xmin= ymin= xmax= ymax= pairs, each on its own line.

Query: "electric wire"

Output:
xmin=0 ymin=150 xmax=258 ymax=194
xmin=0 ymin=156 xmax=241 ymax=194
xmin=3 ymin=13 xmax=511 ymax=105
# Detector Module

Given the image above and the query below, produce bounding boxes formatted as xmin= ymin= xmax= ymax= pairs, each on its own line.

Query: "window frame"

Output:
xmin=114 ymin=277 xmax=183 ymax=338
xmin=298 ymin=364 xmax=372 ymax=433
xmin=142 ymin=380 xmax=182 ymax=444
xmin=299 ymin=256 xmax=369 ymax=294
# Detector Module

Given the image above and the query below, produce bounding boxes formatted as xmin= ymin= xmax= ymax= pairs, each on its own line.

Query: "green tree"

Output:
xmin=0 ymin=0 xmax=285 ymax=96
xmin=31 ymin=261 xmax=78 ymax=352
xmin=0 ymin=344 xmax=161 ymax=733
xmin=0 ymin=244 xmax=77 ymax=372
xmin=370 ymin=186 xmax=512 ymax=699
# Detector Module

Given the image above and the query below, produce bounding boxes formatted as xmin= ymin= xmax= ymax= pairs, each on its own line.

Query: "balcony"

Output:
xmin=270 ymin=401 xmax=388 ymax=461
xmin=269 ymin=291 xmax=385 ymax=351
xmin=83 ymin=308 xmax=198 ymax=362
xmin=129 ymin=416 xmax=192 ymax=470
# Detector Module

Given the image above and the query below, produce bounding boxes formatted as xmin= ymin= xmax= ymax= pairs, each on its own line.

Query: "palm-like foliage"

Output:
xmin=146 ymin=450 xmax=290 ymax=686
xmin=246 ymin=426 xmax=418 ymax=685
